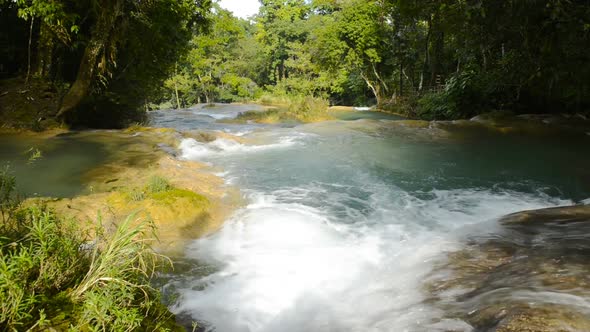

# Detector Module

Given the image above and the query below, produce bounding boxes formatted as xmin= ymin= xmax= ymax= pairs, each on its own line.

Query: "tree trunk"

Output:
xmin=399 ymin=62 xmax=403 ymax=98
xmin=430 ymin=13 xmax=444 ymax=86
xmin=481 ymin=44 xmax=487 ymax=71
xmin=174 ymin=62 xmax=181 ymax=109
xmin=25 ymin=17 xmax=34 ymax=85
xmin=361 ymin=71 xmax=382 ymax=106
xmin=35 ymin=22 xmax=54 ymax=79
xmin=420 ymin=16 xmax=432 ymax=92
xmin=174 ymin=81 xmax=181 ymax=109
xmin=56 ymin=39 xmax=104 ymax=118
xmin=56 ymin=0 xmax=122 ymax=119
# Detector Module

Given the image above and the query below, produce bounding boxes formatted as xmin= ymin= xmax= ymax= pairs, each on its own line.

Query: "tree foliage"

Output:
xmin=160 ymin=0 xmax=589 ymax=118
xmin=1 ymin=0 xmax=211 ymax=127
xmin=3 ymin=0 xmax=589 ymax=123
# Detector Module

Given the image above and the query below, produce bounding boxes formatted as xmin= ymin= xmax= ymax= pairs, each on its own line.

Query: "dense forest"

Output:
xmin=0 ymin=0 xmax=211 ymax=127
xmin=1 ymin=0 xmax=589 ymax=127
xmin=1 ymin=2 xmax=590 ymax=331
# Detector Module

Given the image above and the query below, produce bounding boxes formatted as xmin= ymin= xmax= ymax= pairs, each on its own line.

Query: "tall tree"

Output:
xmin=56 ymin=0 xmax=211 ymax=120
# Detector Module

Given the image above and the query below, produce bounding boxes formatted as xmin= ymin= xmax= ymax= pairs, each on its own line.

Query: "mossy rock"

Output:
xmin=123 ymin=126 xmax=177 ymax=135
xmin=499 ymin=205 xmax=590 ymax=225
xmin=149 ymin=188 xmax=209 ymax=206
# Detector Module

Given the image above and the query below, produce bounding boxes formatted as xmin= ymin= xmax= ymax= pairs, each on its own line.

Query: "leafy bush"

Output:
xmin=286 ymin=96 xmax=330 ymax=122
xmin=257 ymin=93 xmax=292 ymax=106
xmin=243 ymin=95 xmax=331 ymax=123
xmin=0 ymin=171 xmax=180 ymax=331
xmin=417 ymin=70 xmax=492 ymax=120
xmin=417 ymin=92 xmax=455 ymax=120
xmin=0 ymin=167 xmax=18 ymax=225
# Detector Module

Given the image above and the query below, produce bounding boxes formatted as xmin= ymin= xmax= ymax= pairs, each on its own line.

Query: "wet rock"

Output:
xmin=516 ymin=114 xmax=590 ymax=132
xmin=499 ymin=205 xmax=590 ymax=225
xmin=428 ymin=204 xmax=590 ymax=332
xmin=43 ymin=155 xmax=241 ymax=254
xmin=431 ymin=111 xmax=590 ymax=137
xmin=470 ymin=111 xmax=515 ymax=125
xmin=184 ymin=131 xmax=217 ymax=143
xmin=394 ymin=119 xmax=431 ymax=128
xmin=157 ymin=143 xmax=177 ymax=156
xmin=376 ymin=119 xmax=451 ymax=141
xmin=494 ymin=306 xmax=590 ymax=332
xmin=183 ymin=130 xmax=245 ymax=144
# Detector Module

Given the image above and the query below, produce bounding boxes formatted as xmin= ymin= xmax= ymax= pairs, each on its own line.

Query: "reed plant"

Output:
xmin=0 ymin=169 xmax=180 ymax=331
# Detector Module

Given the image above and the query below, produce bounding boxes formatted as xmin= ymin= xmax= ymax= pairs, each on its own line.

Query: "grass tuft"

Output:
xmin=0 ymin=170 xmax=181 ymax=331
xmin=147 ymin=176 xmax=172 ymax=194
xmin=229 ymin=95 xmax=331 ymax=124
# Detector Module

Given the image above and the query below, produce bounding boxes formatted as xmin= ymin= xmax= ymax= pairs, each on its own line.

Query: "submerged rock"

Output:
xmin=375 ymin=119 xmax=451 ymax=141
xmin=428 ymin=204 xmax=590 ymax=331
xmin=470 ymin=111 xmax=516 ymax=123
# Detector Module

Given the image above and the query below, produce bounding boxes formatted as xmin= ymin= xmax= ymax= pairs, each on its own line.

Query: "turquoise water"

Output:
xmin=0 ymin=130 xmax=163 ymax=198
xmin=1 ymin=105 xmax=588 ymax=331
xmin=149 ymin=107 xmax=590 ymax=331
xmin=0 ymin=133 xmax=109 ymax=197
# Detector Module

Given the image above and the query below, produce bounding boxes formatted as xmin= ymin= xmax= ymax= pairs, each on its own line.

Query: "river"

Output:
xmin=1 ymin=104 xmax=588 ymax=331
xmin=147 ymin=105 xmax=590 ymax=331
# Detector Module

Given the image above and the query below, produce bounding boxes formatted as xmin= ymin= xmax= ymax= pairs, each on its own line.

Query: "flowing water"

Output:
xmin=149 ymin=105 xmax=590 ymax=331
xmin=1 ymin=104 xmax=588 ymax=331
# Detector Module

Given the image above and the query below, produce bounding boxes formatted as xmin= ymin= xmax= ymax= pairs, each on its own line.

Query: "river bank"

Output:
xmin=0 ymin=127 xmax=244 ymax=254
xmin=0 ymin=120 xmax=251 ymax=330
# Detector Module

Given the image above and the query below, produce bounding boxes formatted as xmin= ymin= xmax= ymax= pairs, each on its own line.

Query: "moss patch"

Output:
xmin=150 ymin=188 xmax=208 ymax=205
xmin=123 ymin=125 xmax=177 ymax=135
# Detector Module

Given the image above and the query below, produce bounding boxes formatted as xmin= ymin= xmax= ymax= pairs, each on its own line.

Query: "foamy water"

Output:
xmin=179 ymin=134 xmax=304 ymax=160
xmin=166 ymin=122 xmax=577 ymax=331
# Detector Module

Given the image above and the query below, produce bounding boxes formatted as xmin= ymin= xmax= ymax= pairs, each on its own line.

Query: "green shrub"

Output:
xmin=231 ymin=109 xmax=282 ymax=124
xmin=258 ymin=93 xmax=292 ymax=106
xmin=0 ymin=171 xmax=180 ymax=331
xmin=0 ymin=167 xmax=18 ymax=226
xmin=0 ymin=206 xmax=87 ymax=331
xmin=233 ymin=95 xmax=330 ymax=123
xmin=417 ymin=70 xmax=492 ymax=120
xmin=286 ymin=96 xmax=330 ymax=122
xmin=417 ymin=92 xmax=455 ymax=120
